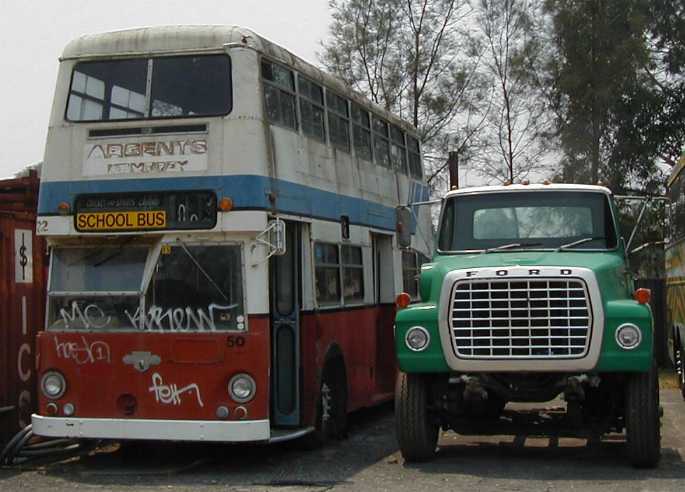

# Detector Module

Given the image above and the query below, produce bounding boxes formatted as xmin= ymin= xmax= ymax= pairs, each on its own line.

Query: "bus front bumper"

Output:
xmin=32 ymin=414 xmax=270 ymax=442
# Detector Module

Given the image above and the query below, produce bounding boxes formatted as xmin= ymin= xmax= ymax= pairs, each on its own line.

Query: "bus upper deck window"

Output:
xmin=262 ymin=60 xmax=297 ymax=130
xmin=407 ymin=136 xmax=423 ymax=179
xmin=65 ymin=55 xmax=231 ymax=122
xmin=326 ymin=91 xmax=350 ymax=153
xmin=297 ymin=76 xmax=325 ymax=142
xmin=351 ymin=104 xmax=372 ymax=162
xmin=390 ymin=125 xmax=408 ymax=174
xmin=151 ymin=56 xmax=231 ymax=117
xmin=67 ymin=59 xmax=147 ymax=121
xmin=373 ymin=116 xmax=391 ymax=168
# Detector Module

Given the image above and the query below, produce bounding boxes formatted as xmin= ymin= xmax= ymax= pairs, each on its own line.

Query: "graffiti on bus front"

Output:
xmin=54 ymin=335 xmax=111 ymax=365
xmin=57 ymin=300 xmax=238 ymax=331
xmin=124 ymin=304 xmax=238 ymax=331
xmin=59 ymin=301 xmax=112 ymax=329
xmin=148 ymin=372 xmax=204 ymax=407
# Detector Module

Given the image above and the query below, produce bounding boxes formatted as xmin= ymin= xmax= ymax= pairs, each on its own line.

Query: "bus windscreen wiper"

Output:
xmin=483 ymin=242 xmax=542 ymax=254
xmin=556 ymin=236 xmax=604 ymax=251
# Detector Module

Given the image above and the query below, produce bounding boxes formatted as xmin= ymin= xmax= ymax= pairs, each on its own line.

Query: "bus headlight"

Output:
xmin=41 ymin=371 xmax=66 ymax=399
xmin=228 ymin=373 xmax=256 ymax=403
xmin=615 ymin=323 xmax=642 ymax=350
xmin=405 ymin=326 xmax=430 ymax=352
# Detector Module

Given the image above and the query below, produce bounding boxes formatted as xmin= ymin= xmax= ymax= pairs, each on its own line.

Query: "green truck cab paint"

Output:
xmin=394 ymin=184 xmax=661 ymax=468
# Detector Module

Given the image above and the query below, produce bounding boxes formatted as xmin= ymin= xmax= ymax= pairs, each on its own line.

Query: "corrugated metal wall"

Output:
xmin=0 ymin=171 xmax=46 ymax=445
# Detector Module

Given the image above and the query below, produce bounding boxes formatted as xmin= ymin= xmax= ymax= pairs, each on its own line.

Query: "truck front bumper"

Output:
xmin=32 ymin=414 xmax=270 ymax=442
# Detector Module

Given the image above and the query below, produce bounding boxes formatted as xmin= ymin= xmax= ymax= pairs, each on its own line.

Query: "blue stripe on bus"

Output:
xmin=38 ymin=175 xmax=430 ymax=232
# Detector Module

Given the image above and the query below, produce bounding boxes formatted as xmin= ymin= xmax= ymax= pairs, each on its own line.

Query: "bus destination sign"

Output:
xmin=74 ymin=190 xmax=217 ymax=232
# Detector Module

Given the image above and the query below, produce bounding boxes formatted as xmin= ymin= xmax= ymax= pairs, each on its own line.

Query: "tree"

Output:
xmin=320 ymin=0 xmax=488 ymax=162
xmin=470 ymin=0 xmax=554 ymax=184
xmin=639 ymin=0 xmax=685 ymax=169
xmin=543 ymin=0 xmax=665 ymax=191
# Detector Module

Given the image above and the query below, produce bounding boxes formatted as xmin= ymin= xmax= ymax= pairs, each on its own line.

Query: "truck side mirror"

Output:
xmin=396 ymin=206 xmax=412 ymax=249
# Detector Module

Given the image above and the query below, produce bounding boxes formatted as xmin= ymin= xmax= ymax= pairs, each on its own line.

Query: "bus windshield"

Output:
xmin=438 ymin=191 xmax=617 ymax=252
xmin=47 ymin=244 xmax=245 ymax=331
xmin=65 ymin=54 xmax=232 ymax=122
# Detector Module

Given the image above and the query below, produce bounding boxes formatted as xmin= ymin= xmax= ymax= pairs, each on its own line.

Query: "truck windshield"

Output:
xmin=47 ymin=244 xmax=245 ymax=331
xmin=438 ymin=191 xmax=617 ymax=252
xmin=65 ymin=54 xmax=231 ymax=121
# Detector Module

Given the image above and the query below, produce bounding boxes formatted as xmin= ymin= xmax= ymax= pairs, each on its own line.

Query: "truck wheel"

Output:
xmin=301 ymin=358 xmax=348 ymax=448
xmin=625 ymin=362 xmax=661 ymax=468
xmin=395 ymin=372 xmax=439 ymax=462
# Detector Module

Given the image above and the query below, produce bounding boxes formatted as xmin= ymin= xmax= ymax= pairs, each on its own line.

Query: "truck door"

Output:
xmin=270 ymin=221 xmax=301 ymax=427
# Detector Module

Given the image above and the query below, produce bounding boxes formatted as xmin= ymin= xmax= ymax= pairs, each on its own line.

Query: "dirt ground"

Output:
xmin=1 ymin=389 xmax=684 ymax=492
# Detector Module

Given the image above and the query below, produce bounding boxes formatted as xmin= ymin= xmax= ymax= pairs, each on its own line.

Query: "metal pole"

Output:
xmin=448 ymin=151 xmax=459 ymax=189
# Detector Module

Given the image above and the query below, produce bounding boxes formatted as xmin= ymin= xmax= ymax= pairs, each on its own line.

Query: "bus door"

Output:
xmin=372 ymin=233 xmax=396 ymax=395
xmin=270 ymin=221 xmax=301 ymax=427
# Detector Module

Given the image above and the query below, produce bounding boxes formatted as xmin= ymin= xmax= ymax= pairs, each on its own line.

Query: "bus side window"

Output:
xmin=314 ymin=243 xmax=341 ymax=306
xmin=351 ymin=103 xmax=372 ymax=161
xmin=342 ymin=245 xmax=364 ymax=303
xmin=326 ymin=91 xmax=351 ymax=153
xmin=402 ymin=250 xmax=426 ymax=300
xmin=407 ymin=136 xmax=423 ymax=179
xmin=390 ymin=125 xmax=408 ymax=174
xmin=373 ymin=116 xmax=391 ymax=168
xmin=261 ymin=60 xmax=297 ymax=130
xmin=297 ymin=76 xmax=325 ymax=142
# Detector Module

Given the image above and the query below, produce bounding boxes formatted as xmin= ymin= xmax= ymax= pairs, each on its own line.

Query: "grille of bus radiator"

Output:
xmin=449 ymin=277 xmax=592 ymax=359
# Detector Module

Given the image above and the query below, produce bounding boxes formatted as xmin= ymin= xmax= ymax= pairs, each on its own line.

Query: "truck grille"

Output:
xmin=450 ymin=278 xmax=592 ymax=359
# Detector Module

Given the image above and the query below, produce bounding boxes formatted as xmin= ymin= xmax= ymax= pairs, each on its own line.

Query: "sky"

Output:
xmin=0 ymin=0 xmax=331 ymax=178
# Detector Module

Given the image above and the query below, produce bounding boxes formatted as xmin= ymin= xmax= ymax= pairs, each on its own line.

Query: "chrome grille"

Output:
xmin=450 ymin=278 xmax=592 ymax=359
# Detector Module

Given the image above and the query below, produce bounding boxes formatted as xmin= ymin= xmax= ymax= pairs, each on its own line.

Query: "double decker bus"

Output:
xmin=31 ymin=26 xmax=432 ymax=444
xmin=667 ymin=154 xmax=685 ymax=399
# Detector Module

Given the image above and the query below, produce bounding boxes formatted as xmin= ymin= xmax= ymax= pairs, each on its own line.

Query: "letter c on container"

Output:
xmin=18 ymin=343 xmax=31 ymax=383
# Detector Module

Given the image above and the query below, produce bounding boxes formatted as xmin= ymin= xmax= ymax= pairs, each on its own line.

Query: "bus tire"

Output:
xmin=395 ymin=372 xmax=439 ymax=463
xmin=625 ymin=361 xmax=661 ymax=468
xmin=301 ymin=357 xmax=348 ymax=448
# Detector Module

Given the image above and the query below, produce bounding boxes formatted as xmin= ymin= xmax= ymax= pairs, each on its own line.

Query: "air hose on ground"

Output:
xmin=0 ymin=425 xmax=96 ymax=466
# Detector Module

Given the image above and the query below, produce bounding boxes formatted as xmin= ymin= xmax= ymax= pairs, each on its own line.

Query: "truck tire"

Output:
xmin=395 ymin=372 xmax=439 ymax=462
xmin=625 ymin=362 xmax=661 ymax=468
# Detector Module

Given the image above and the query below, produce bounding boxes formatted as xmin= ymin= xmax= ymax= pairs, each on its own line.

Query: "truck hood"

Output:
xmin=432 ymin=250 xmax=624 ymax=271
xmin=424 ymin=250 xmax=630 ymax=303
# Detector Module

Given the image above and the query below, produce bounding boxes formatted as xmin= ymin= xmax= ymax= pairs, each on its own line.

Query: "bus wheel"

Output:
xmin=395 ymin=372 xmax=439 ymax=462
xmin=625 ymin=361 xmax=661 ymax=468
xmin=302 ymin=358 xmax=348 ymax=448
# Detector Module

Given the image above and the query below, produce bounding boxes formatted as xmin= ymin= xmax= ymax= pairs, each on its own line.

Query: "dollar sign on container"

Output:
xmin=19 ymin=236 xmax=28 ymax=280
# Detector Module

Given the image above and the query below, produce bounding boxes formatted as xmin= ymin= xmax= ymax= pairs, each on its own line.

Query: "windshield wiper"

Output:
xmin=556 ymin=236 xmax=605 ymax=252
xmin=482 ymin=242 xmax=542 ymax=254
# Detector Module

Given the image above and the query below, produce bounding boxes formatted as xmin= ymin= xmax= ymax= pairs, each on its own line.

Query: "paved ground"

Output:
xmin=2 ymin=390 xmax=685 ymax=491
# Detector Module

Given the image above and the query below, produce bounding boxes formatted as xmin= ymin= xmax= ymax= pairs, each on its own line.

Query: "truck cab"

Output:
xmin=394 ymin=183 xmax=660 ymax=468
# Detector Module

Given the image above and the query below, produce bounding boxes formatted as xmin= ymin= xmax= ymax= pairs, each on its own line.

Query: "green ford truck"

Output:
xmin=394 ymin=184 xmax=660 ymax=468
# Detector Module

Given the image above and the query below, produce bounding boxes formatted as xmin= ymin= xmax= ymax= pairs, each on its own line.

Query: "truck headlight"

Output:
xmin=41 ymin=371 xmax=66 ymax=399
xmin=405 ymin=326 xmax=430 ymax=352
xmin=228 ymin=373 xmax=256 ymax=403
xmin=615 ymin=323 xmax=642 ymax=350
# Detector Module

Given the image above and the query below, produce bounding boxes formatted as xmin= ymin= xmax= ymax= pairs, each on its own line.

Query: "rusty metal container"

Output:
xmin=0 ymin=170 xmax=46 ymax=446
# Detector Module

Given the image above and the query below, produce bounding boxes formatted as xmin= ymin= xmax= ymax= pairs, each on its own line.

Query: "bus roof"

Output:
xmin=444 ymin=183 xmax=612 ymax=199
xmin=60 ymin=25 xmax=419 ymax=136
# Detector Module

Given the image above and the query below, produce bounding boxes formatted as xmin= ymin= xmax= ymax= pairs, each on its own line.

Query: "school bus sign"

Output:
xmin=76 ymin=211 xmax=166 ymax=232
